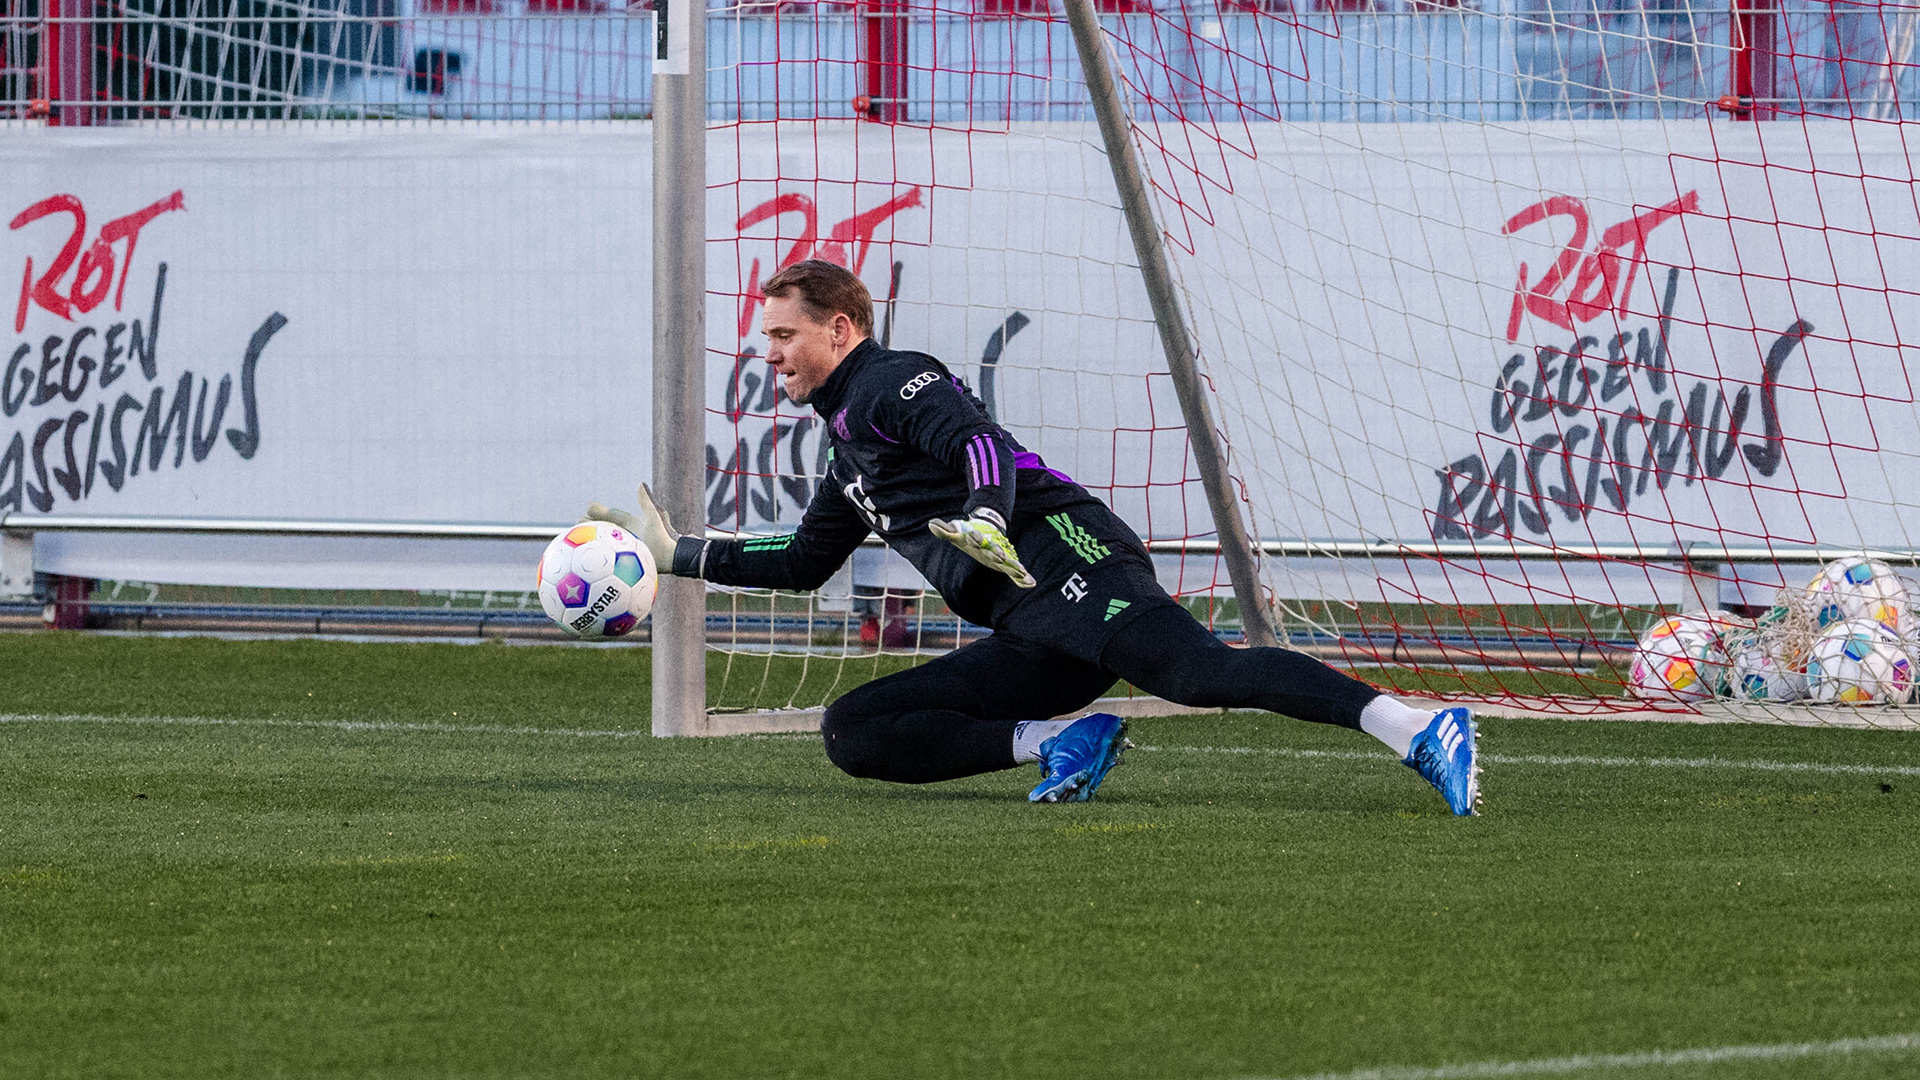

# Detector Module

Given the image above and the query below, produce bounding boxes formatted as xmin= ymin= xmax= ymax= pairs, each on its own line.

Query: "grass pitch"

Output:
xmin=2 ymin=634 xmax=1918 ymax=1080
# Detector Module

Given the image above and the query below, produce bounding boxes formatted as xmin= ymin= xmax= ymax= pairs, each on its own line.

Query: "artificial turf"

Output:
xmin=2 ymin=632 xmax=1918 ymax=1080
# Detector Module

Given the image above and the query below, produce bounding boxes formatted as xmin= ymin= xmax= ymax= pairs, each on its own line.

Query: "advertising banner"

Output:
xmin=1 ymin=127 xmax=652 ymax=588
xmin=3 ymin=121 xmax=1913 ymax=602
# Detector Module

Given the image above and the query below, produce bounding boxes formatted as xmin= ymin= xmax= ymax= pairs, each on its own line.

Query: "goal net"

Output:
xmin=7 ymin=0 xmax=1920 ymax=727
xmin=1080 ymin=0 xmax=1920 ymax=724
xmin=700 ymin=0 xmax=1920 ymax=726
xmin=702 ymin=2 xmax=1267 ymax=714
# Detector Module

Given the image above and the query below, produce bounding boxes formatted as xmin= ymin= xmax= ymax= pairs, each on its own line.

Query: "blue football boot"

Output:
xmin=1403 ymin=706 xmax=1481 ymax=815
xmin=1029 ymin=713 xmax=1131 ymax=803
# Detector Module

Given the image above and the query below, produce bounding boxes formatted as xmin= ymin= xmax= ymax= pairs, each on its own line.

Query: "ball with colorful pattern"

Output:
xmin=537 ymin=520 xmax=658 ymax=638
xmin=1804 ymin=618 xmax=1914 ymax=705
xmin=1627 ymin=612 xmax=1731 ymax=703
xmin=1727 ymin=634 xmax=1807 ymax=703
xmin=1805 ymin=555 xmax=1909 ymax=633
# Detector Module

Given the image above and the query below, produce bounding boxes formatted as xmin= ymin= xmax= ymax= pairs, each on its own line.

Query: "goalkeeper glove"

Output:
xmin=585 ymin=484 xmax=682 ymax=570
xmin=929 ymin=511 xmax=1036 ymax=589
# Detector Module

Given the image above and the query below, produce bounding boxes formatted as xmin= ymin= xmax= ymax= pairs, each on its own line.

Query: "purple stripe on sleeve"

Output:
xmin=965 ymin=440 xmax=981 ymax=487
xmin=869 ymin=422 xmax=901 ymax=445
xmin=1012 ymin=450 xmax=1077 ymax=486
xmin=976 ymin=435 xmax=1000 ymax=486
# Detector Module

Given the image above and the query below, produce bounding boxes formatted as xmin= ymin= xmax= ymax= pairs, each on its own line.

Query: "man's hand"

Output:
xmin=929 ymin=513 xmax=1036 ymax=589
xmin=584 ymin=484 xmax=681 ymax=569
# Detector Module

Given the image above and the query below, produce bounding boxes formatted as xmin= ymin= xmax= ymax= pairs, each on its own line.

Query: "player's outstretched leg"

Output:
xmin=1028 ymin=712 xmax=1131 ymax=803
xmin=1401 ymin=706 xmax=1481 ymax=816
xmin=1101 ymin=604 xmax=1485 ymax=813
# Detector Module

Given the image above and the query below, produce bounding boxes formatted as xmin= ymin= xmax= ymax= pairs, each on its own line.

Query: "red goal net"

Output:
xmin=701 ymin=0 xmax=1920 ymax=722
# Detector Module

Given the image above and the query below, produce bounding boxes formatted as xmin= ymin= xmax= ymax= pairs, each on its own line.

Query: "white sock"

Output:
xmin=1012 ymin=718 xmax=1077 ymax=764
xmin=1359 ymin=696 xmax=1432 ymax=759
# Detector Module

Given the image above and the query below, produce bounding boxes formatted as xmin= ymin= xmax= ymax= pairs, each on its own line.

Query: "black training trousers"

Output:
xmin=820 ymin=604 xmax=1383 ymax=784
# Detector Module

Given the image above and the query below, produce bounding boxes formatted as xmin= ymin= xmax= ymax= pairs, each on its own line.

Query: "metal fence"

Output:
xmin=2 ymin=512 xmax=1909 ymax=654
xmin=3 ymin=1 xmax=1915 ymax=122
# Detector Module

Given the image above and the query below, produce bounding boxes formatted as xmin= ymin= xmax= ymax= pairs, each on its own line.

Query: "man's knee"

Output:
xmin=820 ymin=698 xmax=886 ymax=779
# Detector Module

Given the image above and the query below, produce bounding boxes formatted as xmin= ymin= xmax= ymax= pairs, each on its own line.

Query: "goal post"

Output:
xmin=653 ymin=0 xmax=708 ymax=736
xmin=1060 ymin=0 xmax=1279 ymax=650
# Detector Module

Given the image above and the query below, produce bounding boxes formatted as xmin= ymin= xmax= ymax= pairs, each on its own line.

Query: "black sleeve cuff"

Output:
xmin=968 ymin=507 xmax=1006 ymax=530
xmin=671 ymin=535 xmax=709 ymax=578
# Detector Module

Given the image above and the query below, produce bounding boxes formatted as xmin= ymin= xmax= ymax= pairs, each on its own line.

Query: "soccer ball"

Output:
xmin=537 ymin=521 xmax=658 ymax=638
xmin=1727 ymin=633 xmax=1808 ymax=703
xmin=1804 ymin=618 xmax=1914 ymax=705
xmin=1723 ymin=604 xmax=1809 ymax=703
xmin=1804 ymin=556 xmax=1909 ymax=633
xmin=1627 ymin=612 xmax=1729 ymax=702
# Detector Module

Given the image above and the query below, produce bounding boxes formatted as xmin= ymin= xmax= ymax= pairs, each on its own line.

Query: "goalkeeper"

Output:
xmin=594 ymin=260 xmax=1480 ymax=814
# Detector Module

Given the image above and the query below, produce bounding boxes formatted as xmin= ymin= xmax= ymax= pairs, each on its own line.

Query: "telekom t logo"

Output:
xmin=1503 ymin=190 xmax=1698 ymax=341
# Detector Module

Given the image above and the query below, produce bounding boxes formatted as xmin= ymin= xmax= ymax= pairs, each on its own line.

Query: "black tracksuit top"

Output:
xmin=672 ymin=338 xmax=1111 ymax=627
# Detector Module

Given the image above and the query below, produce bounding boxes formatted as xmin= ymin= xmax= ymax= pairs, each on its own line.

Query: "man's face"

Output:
xmin=762 ymin=294 xmax=858 ymax=404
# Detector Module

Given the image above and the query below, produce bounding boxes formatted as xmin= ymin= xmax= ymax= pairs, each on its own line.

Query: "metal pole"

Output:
xmin=862 ymin=0 xmax=908 ymax=122
xmin=11 ymin=511 xmax=1920 ymax=569
xmin=1059 ymin=0 xmax=1278 ymax=648
xmin=49 ymin=0 xmax=95 ymax=127
xmin=1726 ymin=0 xmax=1776 ymax=120
xmin=652 ymin=0 xmax=708 ymax=735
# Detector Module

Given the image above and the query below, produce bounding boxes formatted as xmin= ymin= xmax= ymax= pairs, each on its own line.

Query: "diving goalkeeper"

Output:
xmin=593 ymin=260 xmax=1480 ymax=813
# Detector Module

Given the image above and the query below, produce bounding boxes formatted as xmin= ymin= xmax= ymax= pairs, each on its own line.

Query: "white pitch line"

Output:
xmin=1137 ymin=743 xmax=1920 ymax=778
xmin=1256 ymin=1031 xmax=1920 ymax=1080
xmin=0 ymin=713 xmax=654 ymax=740
xmin=2 ymin=714 xmax=1917 ymax=778
xmin=1482 ymin=750 xmax=1920 ymax=778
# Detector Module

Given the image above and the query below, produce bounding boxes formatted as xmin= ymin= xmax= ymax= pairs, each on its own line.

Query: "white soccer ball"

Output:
xmin=537 ymin=521 xmax=658 ymax=638
xmin=1804 ymin=556 xmax=1909 ymax=633
xmin=1627 ymin=612 xmax=1729 ymax=702
xmin=1727 ymin=634 xmax=1808 ymax=703
xmin=1804 ymin=618 xmax=1915 ymax=705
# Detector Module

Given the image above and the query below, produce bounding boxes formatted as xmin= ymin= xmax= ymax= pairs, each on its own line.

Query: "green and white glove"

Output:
xmin=929 ymin=511 xmax=1036 ymax=589
xmin=585 ymin=484 xmax=682 ymax=571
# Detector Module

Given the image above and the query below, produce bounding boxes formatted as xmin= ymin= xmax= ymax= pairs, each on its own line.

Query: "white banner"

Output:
xmin=701 ymin=120 xmax=1920 ymax=608
xmin=2 ymin=127 xmax=652 ymax=588
xmin=1164 ymin=121 xmax=1920 ymax=553
xmin=3 ymin=121 xmax=1914 ymax=601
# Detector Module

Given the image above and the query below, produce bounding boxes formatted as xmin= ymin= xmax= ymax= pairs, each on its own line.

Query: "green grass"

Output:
xmin=3 ymin=632 xmax=1919 ymax=1079
xmin=0 ymin=632 xmax=926 ymax=717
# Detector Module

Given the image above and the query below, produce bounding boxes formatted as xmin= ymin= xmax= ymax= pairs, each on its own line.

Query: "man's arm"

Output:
xmin=879 ymin=373 xmax=1017 ymax=527
xmin=672 ymin=478 xmax=871 ymax=591
xmin=878 ymin=371 xmax=1034 ymax=587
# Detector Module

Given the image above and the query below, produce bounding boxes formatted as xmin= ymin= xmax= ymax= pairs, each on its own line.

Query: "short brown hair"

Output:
xmin=760 ymin=259 xmax=874 ymax=336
